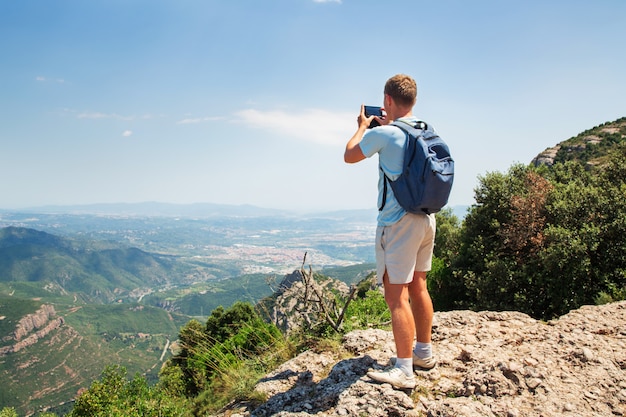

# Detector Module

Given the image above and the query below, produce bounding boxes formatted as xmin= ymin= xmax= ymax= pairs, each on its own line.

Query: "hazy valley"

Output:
xmin=0 ymin=206 xmax=384 ymax=415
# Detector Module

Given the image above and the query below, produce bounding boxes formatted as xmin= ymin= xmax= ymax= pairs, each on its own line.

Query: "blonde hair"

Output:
xmin=384 ymin=74 xmax=417 ymax=108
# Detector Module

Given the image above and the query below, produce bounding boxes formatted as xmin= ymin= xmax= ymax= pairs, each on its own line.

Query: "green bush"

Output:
xmin=343 ymin=289 xmax=390 ymax=332
xmin=68 ymin=366 xmax=189 ymax=417
xmin=448 ymin=143 xmax=626 ymax=320
xmin=166 ymin=301 xmax=293 ymax=414
xmin=0 ymin=408 xmax=18 ymax=417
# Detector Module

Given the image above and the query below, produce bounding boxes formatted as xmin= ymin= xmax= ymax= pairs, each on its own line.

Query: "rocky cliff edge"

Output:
xmin=218 ymin=301 xmax=626 ymax=417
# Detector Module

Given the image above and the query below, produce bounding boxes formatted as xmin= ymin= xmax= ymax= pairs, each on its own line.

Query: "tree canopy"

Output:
xmin=444 ymin=144 xmax=626 ymax=319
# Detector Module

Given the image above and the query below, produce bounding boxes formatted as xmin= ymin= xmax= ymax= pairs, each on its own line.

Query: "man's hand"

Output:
xmin=358 ymin=104 xmax=374 ymax=130
xmin=344 ymin=105 xmax=369 ymax=164
xmin=374 ymin=107 xmax=388 ymax=126
xmin=358 ymin=104 xmax=387 ymax=129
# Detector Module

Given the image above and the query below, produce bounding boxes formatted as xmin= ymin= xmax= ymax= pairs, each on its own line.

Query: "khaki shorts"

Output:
xmin=375 ymin=212 xmax=436 ymax=285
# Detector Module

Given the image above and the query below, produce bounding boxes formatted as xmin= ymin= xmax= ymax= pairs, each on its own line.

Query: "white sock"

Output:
xmin=414 ymin=342 xmax=432 ymax=359
xmin=395 ymin=357 xmax=413 ymax=376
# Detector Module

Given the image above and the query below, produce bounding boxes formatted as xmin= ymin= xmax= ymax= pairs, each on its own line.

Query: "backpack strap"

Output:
xmin=393 ymin=119 xmax=428 ymax=134
xmin=379 ymin=168 xmax=389 ymax=212
xmin=378 ymin=121 xmax=427 ymax=212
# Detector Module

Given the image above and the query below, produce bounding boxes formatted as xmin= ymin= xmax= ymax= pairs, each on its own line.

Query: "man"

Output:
xmin=344 ymin=74 xmax=436 ymax=390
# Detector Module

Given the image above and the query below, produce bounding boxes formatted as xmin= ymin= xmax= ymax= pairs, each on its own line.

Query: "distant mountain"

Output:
xmin=532 ymin=116 xmax=626 ymax=168
xmin=3 ymin=202 xmax=380 ymax=223
xmin=0 ymin=226 xmax=181 ymax=303
xmin=9 ymin=202 xmax=291 ymax=218
xmin=1 ymin=202 xmax=467 ymax=222
xmin=0 ymin=226 xmax=64 ymax=249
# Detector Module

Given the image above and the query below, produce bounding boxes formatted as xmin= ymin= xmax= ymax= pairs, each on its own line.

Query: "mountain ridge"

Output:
xmin=532 ymin=116 xmax=626 ymax=167
xmin=0 ymin=202 xmax=470 ymax=222
xmin=0 ymin=226 xmax=180 ymax=304
xmin=3 ymin=202 xmax=291 ymax=218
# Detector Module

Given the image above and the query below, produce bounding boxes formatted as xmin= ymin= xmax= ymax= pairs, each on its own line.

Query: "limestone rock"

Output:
xmin=216 ymin=301 xmax=626 ymax=417
xmin=0 ymin=304 xmax=65 ymax=356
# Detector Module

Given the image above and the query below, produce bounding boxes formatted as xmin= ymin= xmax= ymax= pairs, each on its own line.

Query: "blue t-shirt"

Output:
xmin=359 ymin=117 xmax=418 ymax=226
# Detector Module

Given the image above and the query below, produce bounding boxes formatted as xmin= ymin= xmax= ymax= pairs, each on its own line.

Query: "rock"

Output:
xmin=264 ymin=270 xmax=351 ymax=335
xmin=214 ymin=301 xmax=626 ymax=417
xmin=581 ymin=347 xmax=595 ymax=362
xmin=531 ymin=145 xmax=561 ymax=167
xmin=13 ymin=304 xmax=56 ymax=341
xmin=0 ymin=304 xmax=64 ymax=356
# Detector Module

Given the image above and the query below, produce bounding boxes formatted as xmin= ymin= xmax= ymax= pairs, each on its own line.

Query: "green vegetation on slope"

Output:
xmin=61 ymin=284 xmax=390 ymax=417
xmin=141 ymin=273 xmax=277 ymax=317
xmin=0 ymin=295 xmax=190 ymax=416
xmin=0 ymin=227 xmax=181 ymax=303
xmin=553 ymin=116 xmax=626 ymax=166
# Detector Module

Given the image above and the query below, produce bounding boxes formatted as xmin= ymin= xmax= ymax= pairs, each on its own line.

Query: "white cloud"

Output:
xmin=176 ymin=116 xmax=223 ymax=124
xmin=122 ymin=130 xmax=133 ymax=137
xmin=35 ymin=76 xmax=65 ymax=83
xmin=77 ymin=112 xmax=110 ymax=119
xmin=313 ymin=0 xmax=341 ymax=3
xmin=234 ymin=108 xmax=354 ymax=146
xmin=77 ymin=112 xmax=134 ymax=121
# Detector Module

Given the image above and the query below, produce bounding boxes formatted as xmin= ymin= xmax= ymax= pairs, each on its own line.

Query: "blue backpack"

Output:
xmin=379 ymin=120 xmax=454 ymax=215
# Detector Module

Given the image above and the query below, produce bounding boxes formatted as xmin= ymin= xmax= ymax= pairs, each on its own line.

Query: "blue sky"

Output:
xmin=1 ymin=0 xmax=624 ymax=212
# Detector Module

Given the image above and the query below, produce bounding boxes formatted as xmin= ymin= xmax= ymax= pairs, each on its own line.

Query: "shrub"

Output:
xmin=343 ymin=289 xmax=390 ymax=332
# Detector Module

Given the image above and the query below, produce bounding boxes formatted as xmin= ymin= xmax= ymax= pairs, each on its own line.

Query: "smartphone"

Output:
xmin=364 ymin=105 xmax=383 ymax=128
xmin=364 ymin=106 xmax=383 ymax=117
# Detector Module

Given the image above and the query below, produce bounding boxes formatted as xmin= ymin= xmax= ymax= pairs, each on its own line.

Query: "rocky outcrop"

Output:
xmin=0 ymin=304 xmax=65 ymax=356
xmin=13 ymin=304 xmax=56 ymax=341
xmin=531 ymin=145 xmax=560 ymax=167
xmin=531 ymin=117 xmax=626 ymax=167
xmin=276 ymin=270 xmax=306 ymax=294
xmin=265 ymin=270 xmax=351 ymax=334
xmin=218 ymin=301 xmax=626 ymax=417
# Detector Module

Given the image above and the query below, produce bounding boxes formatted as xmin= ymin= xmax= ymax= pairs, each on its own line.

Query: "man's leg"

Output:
xmin=383 ymin=272 xmax=414 ymax=358
xmin=366 ymin=272 xmax=417 ymax=389
xmin=407 ymin=270 xmax=436 ymax=368
xmin=408 ymin=271 xmax=433 ymax=344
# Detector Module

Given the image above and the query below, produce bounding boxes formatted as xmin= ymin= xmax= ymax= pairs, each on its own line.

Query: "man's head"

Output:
xmin=384 ymin=74 xmax=417 ymax=109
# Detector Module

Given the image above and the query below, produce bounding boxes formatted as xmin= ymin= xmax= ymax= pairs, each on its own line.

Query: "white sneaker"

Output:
xmin=390 ymin=353 xmax=437 ymax=370
xmin=367 ymin=367 xmax=416 ymax=389
xmin=413 ymin=355 xmax=437 ymax=370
